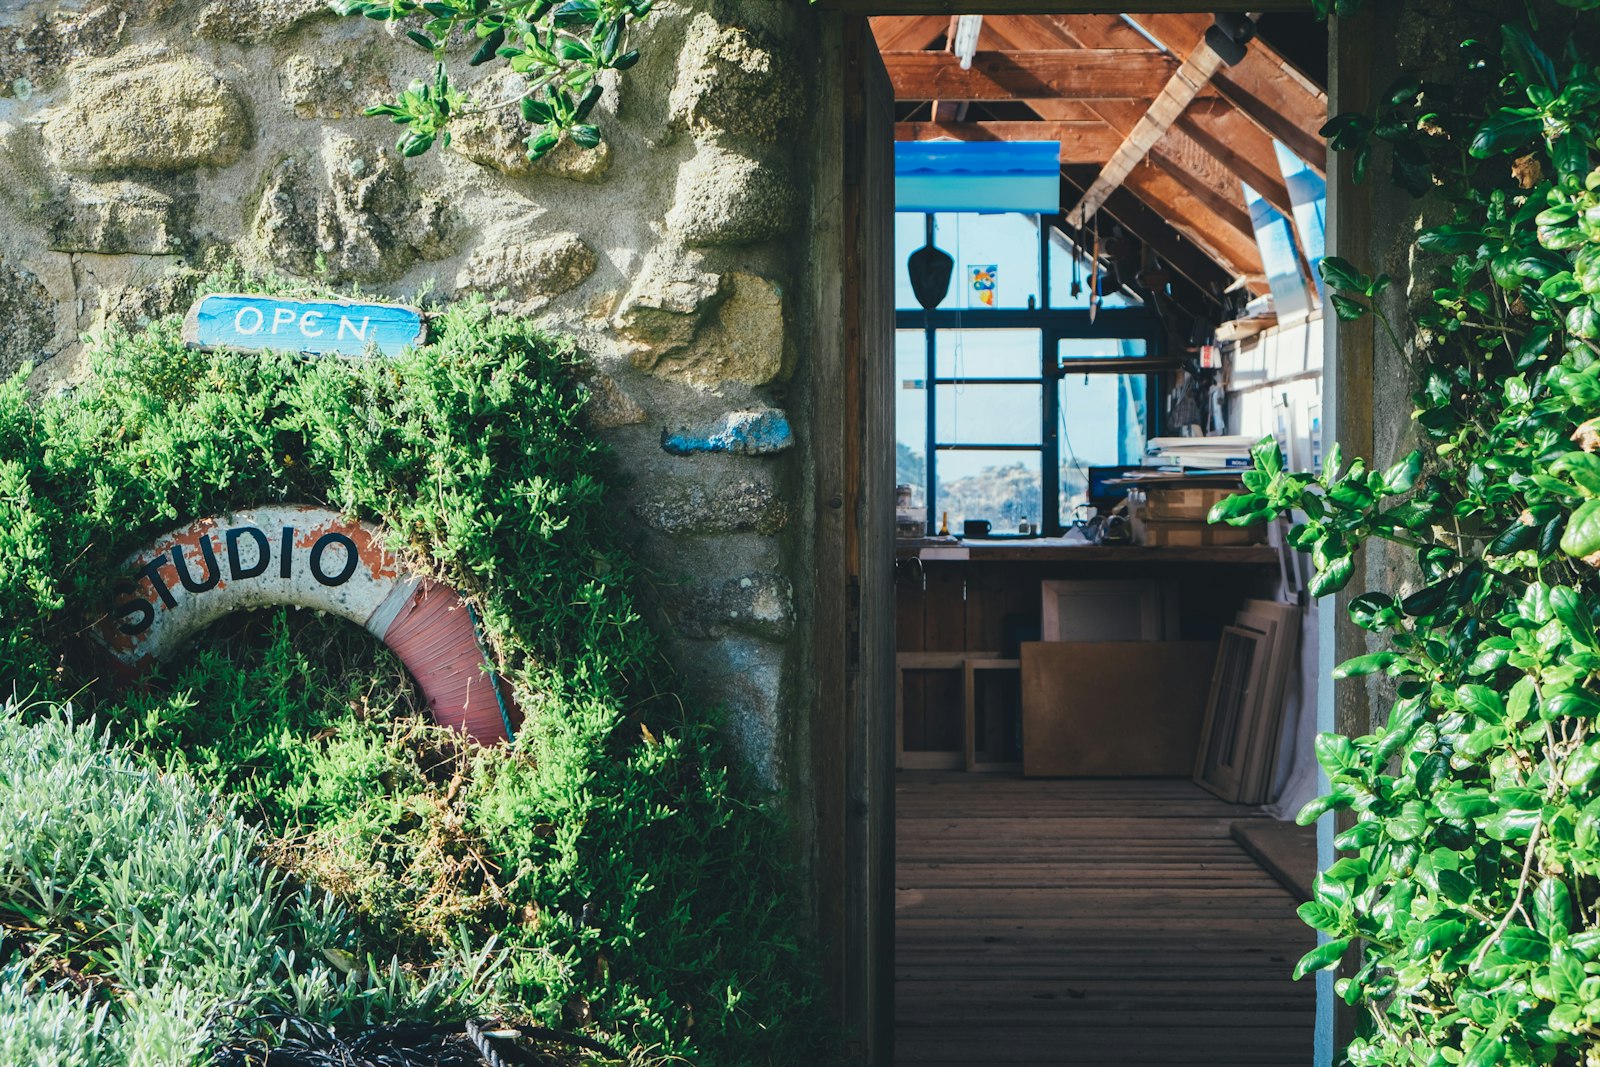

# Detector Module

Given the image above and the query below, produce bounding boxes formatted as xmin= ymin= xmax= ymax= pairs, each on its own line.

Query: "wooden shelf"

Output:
xmin=896 ymin=539 xmax=1279 ymax=564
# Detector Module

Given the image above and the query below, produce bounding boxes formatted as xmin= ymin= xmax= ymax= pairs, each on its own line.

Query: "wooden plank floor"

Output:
xmin=895 ymin=773 xmax=1313 ymax=1067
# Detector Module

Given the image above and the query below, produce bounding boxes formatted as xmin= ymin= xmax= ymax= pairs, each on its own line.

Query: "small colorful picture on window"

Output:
xmin=968 ymin=264 xmax=998 ymax=307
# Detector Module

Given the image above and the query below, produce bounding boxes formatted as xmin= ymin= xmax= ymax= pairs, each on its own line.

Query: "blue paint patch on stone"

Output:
xmin=662 ymin=408 xmax=794 ymax=457
xmin=183 ymin=293 xmax=426 ymax=358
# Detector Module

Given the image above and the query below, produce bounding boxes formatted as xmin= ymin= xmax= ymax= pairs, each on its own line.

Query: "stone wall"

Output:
xmin=0 ymin=0 xmax=821 ymax=791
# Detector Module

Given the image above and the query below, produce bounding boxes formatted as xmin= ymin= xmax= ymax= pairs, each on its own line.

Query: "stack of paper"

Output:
xmin=1144 ymin=436 xmax=1257 ymax=470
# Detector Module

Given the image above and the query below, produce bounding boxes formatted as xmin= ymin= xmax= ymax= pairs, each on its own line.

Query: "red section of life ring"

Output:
xmin=378 ymin=579 xmax=517 ymax=743
xmin=93 ymin=506 xmax=517 ymax=745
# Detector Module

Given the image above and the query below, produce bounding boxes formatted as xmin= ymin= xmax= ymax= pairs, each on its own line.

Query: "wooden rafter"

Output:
xmin=1030 ymin=15 xmax=1295 ymax=216
xmin=896 ymin=120 xmax=1123 ymax=163
xmin=880 ymin=49 xmax=1178 ymax=101
xmin=1058 ymin=168 xmax=1233 ymax=304
xmin=1121 ymin=162 xmax=1265 ymax=286
xmin=1124 ymin=11 xmax=1327 ymax=172
xmin=1175 ymin=102 xmax=1294 ymax=217
xmin=1063 ymin=32 xmax=1227 ymax=227
xmin=868 ymin=15 xmax=947 ymax=52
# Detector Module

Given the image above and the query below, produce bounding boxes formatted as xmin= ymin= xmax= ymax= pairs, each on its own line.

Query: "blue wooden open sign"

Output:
xmin=183 ymin=294 xmax=426 ymax=358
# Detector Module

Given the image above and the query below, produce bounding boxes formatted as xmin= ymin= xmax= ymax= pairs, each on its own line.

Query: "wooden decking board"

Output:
xmin=894 ymin=772 xmax=1313 ymax=1066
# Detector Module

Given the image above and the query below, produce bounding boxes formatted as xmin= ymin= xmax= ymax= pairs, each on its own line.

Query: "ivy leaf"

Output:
xmin=1320 ymin=256 xmax=1372 ymax=292
xmin=1419 ymin=224 xmax=1489 ymax=253
xmin=1320 ymin=112 xmax=1374 ymax=151
xmin=1292 ymin=937 xmax=1352 ymax=980
xmin=1535 ymin=876 xmax=1572 ymax=938
xmin=1502 ymin=23 xmax=1559 ymax=93
xmin=1387 ymin=799 xmax=1428 ymax=841
xmin=1484 ymin=518 xmax=1536 ymax=559
xmin=1551 ymin=586 xmax=1598 ymax=648
xmin=1457 ymin=684 xmax=1506 ymax=719
xmin=1559 ymin=499 xmax=1600 ymax=560
xmin=1350 ymin=593 xmax=1402 ymax=632
xmin=1469 ymin=109 xmax=1543 ymax=157
xmin=1462 ymin=1035 xmax=1507 ymax=1067
xmin=1315 ymin=732 xmax=1361 ymax=773
xmin=1208 ymin=492 xmax=1265 ymax=525
xmin=1437 ymin=790 xmax=1497 ymax=819
xmin=1334 ymin=652 xmax=1400 ymax=679
xmin=1542 ymin=689 xmax=1600 ymax=720
xmin=1309 ymin=555 xmax=1355 ymax=598
xmin=1568 ymin=301 xmax=1600 ymax=340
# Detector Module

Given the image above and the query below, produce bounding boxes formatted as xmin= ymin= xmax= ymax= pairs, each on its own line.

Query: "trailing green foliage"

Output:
xmin=0 ymin=282 xmax=826 ymax=1065
xmin=336 ymin=0 xmax=653 ymax=162
xmin=0 ymin=705 xmax=476 ymax=1067
xmin=1214 ymin=9 xmax=1600 ymax=1065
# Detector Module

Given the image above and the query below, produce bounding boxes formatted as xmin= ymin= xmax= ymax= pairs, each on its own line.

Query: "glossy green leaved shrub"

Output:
xmin=0 ymin=277 xmax=827 ymax=1066
xmin=1214 ymin=8 xmax=1600 ymax=1066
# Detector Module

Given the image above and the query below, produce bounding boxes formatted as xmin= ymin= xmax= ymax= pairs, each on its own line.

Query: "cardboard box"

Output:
xmin=1141 ymin=486 xmax=1240 ymax=522
xmin=1136 ymin=518 xmax=1266 ymax=547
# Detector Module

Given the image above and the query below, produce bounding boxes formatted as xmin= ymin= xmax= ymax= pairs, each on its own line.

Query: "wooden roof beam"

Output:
xmin=1063 ymin=32 xmax=1228 ymax=228
xmin=1124 ymin=11 xmax=1327 ymax=173
xmin=1032 ymin=93 xmax=1292 ymax=220
xmin=881 ymin=49 xmax=1177 ymax=101
xmin=1174 ymin=104 xmax=1293 ymax=218
xmin=1057 ymin=168 xmax=1233 ymax=303
xmin=896 ymin=120 xmax=1124 ymax=163
xmin=1121 ymin=163 xmax=1266 ymax=289
xmin=869 ymin=15 xmax=948 ymax=52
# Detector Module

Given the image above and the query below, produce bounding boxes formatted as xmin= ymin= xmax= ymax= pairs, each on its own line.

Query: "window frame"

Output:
xmin=896 ymin=306 xmax=1167 ymax=535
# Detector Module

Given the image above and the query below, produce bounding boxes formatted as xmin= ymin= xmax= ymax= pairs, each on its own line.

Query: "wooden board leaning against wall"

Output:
xmin=895 ymin=553 xmax=1284 ymax=771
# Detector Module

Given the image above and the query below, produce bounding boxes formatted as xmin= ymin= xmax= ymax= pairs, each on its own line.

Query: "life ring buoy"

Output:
xmin=91 ymin=505 xmax=516 ymax=744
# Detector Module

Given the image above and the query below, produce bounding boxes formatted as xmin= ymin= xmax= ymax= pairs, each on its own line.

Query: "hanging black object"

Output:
xmin=907 ymin=213 xmax=954 ymax=311
xmin=1205 ymin=13 xmax=1254 ymax=65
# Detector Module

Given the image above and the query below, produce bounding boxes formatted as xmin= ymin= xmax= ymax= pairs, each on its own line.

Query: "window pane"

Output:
xmin=937 ymin=449 xmax=1042 ymax=532
xmin=1244 ymin=182 xmax=1311 ymax=320
xmin=1058 ymin=337 xmax=1148 ymax=361
xmin=936 ymin=329 xmax=1040 ymax=379
xmin=1059 ymin=374 xmax=1148 ymax=518
xmin=1275 ymin=141 xmax=1327 ymax=302
xmin=895 ymin=330 xmax=929 ymax=509
xmin=895 ymin=212 xmax=1042 ymax=310
xmin=937 ymin=384 xmax=1043 ymax=446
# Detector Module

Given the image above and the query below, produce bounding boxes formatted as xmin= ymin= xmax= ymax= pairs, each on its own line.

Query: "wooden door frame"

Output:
xmin=814 ymin=5 xmax=1335 ymax=1067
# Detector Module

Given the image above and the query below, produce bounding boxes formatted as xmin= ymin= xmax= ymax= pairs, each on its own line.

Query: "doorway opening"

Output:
xmin=870 ymin=9 xmax=1330 ymax=1064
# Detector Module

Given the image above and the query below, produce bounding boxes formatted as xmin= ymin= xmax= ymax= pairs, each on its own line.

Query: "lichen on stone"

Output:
xmin=668 ymin=14 xmax=804 ymax=144
xmin=42 ymin=54 xmax=250 ymax=173
xmin=252 ymin=132 xmax=457 ymax=283
xmin=193 ymin=0 xmax=331 ymax=43
xmin=455 ymin=231 xmax=598 ymax=310
xmin=0 ymin=258 xmax=57 ymax=379
xmin=633 ymin=477 xmax=789 ymax=536
xmin=666 ymin=142 xmax=798 ymax=247
xmin=48 ymin=178 xmax=193 ymax=256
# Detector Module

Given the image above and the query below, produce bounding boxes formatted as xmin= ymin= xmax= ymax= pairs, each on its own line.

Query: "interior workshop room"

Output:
xmin=878 ymin=10 xmax=1328 ymax=1062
